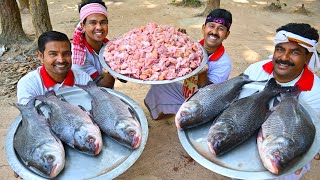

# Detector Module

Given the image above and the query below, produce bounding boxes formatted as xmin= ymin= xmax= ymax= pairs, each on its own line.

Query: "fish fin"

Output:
xmin=76 ymin=80 xmax=96 ymax=90
xmin=78 ymin=105 xmax=93 ymax=117
xmin=35 ymin=90 xmax=56 ymax=102
xmin=128 ymin=107 xmax=136 ymax=118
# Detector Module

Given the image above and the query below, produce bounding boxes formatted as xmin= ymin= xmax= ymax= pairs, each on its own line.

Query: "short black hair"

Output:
xmin=276 ymin=23 xmax=319 ymax=42
xmin=38 ymin=31 xmax=70 ymax=54
xmin=205 ymin=8 xmax=232 ymax=30
xmin=78 ymin=0 xmax=107 ymax=24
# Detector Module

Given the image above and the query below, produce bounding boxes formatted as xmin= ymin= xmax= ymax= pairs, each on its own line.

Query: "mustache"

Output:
xmin=53 ymin=62 xmax=69 ymax=66
xmin=208 ymin=33 xmax=219 ymax=39
xmin=275 ymin=60 xmax=295 ymax=66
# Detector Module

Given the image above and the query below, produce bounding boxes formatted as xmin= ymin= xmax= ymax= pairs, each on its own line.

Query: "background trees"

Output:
xmin=0 ymin=0 xmax=52 ymax=45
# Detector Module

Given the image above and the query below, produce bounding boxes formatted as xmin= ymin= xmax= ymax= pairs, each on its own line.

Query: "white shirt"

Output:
xmin=244 ymin=59 xmax=320 ymax=114
xmin=17 ymin=66 xmax=92 ymax=105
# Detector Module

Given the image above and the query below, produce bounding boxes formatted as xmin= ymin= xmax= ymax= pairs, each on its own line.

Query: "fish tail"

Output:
xmin=265 ymin=78 xmax=295 ymax=94
xmin=35 ymin=90 xmax=55 ymax=102
xmin=280 ymin=85 xmax=300 ymax=99
xmin=75 ymin=81 xmax=96 ymax=91
xmin=12 ymin=98 xmax=36 ymax=112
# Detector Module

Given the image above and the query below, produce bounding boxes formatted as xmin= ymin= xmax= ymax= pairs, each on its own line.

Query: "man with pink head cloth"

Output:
xmin=72 ymin=0 xmax=115 ymax=88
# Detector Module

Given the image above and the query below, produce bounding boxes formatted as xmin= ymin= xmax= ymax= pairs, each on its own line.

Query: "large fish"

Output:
xmin=207 ymin=78 xmax=294 ymax=156
xmin=77 ymin=81 xmax=142 ymax=149
xmin=13 ymin=99 xmax=65 ymax=178
xmin=36 ymin=91 xmax=102 ymax=156
xmin=175 ymin=73 xmax=254 ymax=130
xmin=257 ymin=87 xmax=315 ymax=174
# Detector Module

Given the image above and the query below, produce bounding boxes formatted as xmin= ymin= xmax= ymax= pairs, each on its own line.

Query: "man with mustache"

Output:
xmin=72 ymin=0 xmax=116 ymax=89
xmin=244 ymin=23 xmax=320 ymax=179
xmin=144 ymin=8 xmax=232 ymax=120
xmin=17 ymin=31 xmax=92 ymax=105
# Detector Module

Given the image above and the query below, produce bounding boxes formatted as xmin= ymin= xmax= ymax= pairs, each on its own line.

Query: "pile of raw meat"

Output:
xmin=103 ymin=23 xmax=204 ymax=81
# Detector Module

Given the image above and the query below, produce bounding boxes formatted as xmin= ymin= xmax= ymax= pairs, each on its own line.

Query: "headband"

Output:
xmin=205 ymin=16 xmax=231 ymax=30
xmin=80 ymin=3 xmax=108 ymax=23
xmin=274 ymin=30 xmax=319 ymax=73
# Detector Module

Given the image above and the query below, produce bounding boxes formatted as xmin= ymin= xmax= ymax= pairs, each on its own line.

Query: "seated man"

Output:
xmin=244 ymin=23 xmax=320 ymax=180
xmin=17 ymin=31 xmax=92 ymax=105
xmin=71 ymin=0 xmax=116 ymax=88
xmin=144 ymin=8 xmax=233 ymax=120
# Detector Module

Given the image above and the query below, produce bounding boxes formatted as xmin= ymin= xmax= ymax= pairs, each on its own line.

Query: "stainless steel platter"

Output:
xmin=99 ymin=41 xmax=208 ymax=84
xmin=177 ymin=83 xmax=320 ymax=179
xmin=5 ymin=87 xmax=148 ymax=179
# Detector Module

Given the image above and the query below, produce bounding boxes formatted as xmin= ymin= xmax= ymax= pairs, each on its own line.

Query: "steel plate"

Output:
xmin=5 ymin=87 xmax=148 ymax=180
xmin=98 ymin=40 xmax=208 ymax=84
xmin=177 ymin=83 xmax=320 ymax=179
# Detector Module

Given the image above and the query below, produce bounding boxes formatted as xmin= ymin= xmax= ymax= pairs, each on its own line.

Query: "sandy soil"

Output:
xmin=0 ymin=0 xmax=320 ymax=179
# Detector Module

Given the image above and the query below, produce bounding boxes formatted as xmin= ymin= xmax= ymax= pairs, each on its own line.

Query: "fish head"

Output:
xmin=74 ymin=124 xmax=103 ymax=156
xmin=259 ymin=135 xmax=295 ymax=174
xmin=207 ymin=121 xmax=235 ymax=156
xmin=29 ymin=140 xmax=65 ymax=178
xmin=114 ymin=118 xmax=142 ymax=149
xmin=175 ymin=100 xmax=203 ymax=130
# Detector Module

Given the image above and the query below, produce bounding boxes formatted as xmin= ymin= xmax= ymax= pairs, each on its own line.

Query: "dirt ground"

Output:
xmin=1 ymin=0 xmax=320 ymax=179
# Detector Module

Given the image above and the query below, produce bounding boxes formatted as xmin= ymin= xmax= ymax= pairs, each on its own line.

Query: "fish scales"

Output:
xmin=175 ymin=74 xmax=254 ymax=130
xmin=13 ymin=99 xmax=65 ymax=178
xmin=77 ymin=82 xmax=142 ymax=149
xmin=207 ymin=78 xmax=294 ymax=156
xmin=258 ymin=88 xmax=315 ymax=174
xmin=36 ymin=91 xmax=102 ymax=156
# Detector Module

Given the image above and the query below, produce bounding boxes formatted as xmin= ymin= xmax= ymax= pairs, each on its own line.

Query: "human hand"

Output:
xmin=294 ymin=153 xmax=320 ymax=175
xmin=198 ymin=64 xmax=209 ymax=75
xmin=177 ymin=28 xmax=187 ymax=34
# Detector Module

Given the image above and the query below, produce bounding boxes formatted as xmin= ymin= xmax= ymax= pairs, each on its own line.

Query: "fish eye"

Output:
xmin=47 ymin=155 xmax=54 ymax=163
xmin=88 ymin=136 xmax=95 ymax=143
xmin=274 ymin=151 xmax=280 ymax=156
xmin=130 ymin=131 xmax=135 ymax=136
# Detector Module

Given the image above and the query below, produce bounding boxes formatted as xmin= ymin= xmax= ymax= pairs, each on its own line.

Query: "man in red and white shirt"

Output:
xmin=71 ymin=0 xmax=115 ymax=88
xmin=17 ymin=31 xmax=91 ymax=105
xmin=244 ymin=23 xmax=319 ymax=180
xmin=144 ymin=8 xmax=233 ymax=120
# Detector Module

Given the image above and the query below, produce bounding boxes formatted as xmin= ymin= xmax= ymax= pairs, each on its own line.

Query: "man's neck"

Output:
xmin=204 ymin=44 xmax=219 ymax=54
xmin=85 ymin=36 xmax=103 ymax=53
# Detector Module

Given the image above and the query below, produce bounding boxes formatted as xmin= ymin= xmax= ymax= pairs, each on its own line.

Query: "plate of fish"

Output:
xmin=99 ymin=23 xmax=208 ymax=84
xmin=5 ymin=85 xmax=148 ymax=179
xmin=176 ymin=74 xmax=320 ymax=179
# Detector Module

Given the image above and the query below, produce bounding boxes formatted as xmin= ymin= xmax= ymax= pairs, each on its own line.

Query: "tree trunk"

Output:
xmin=29 ymin=0 xmax=52 ymax=39
xmin=0 ymin=0 xmax=29 ymax=44
xmin=201 ymin=0 xmax=220 ymax=16
xmin=17 ymin=0 xmax=29 ymax=13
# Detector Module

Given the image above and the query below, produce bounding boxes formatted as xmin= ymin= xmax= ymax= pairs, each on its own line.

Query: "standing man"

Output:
xmin=17 ymin=31 xmax=92 ymax=105
xmin=72 ymin=0 xmax=115 ymax=88
xmin=144 ymin=8 xmax=233 ymax=120
xmin=244 ymin=23 xmax=320 ymax=180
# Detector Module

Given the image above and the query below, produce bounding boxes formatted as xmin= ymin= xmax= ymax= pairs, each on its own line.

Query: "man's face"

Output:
xmin=82 ymin=13 xmax=108 ymax=44
xmin=38 ymin=41 xmax=72 ymax=81
xmin=272 ymin=41 xmax=312 ymax=83
xmin=202 ymin=22 xmax=230 ymax=53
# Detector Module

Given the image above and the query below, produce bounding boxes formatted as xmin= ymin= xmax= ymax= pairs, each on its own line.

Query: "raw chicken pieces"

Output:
xmin=104 ymin=23 xmax=204 ymax=81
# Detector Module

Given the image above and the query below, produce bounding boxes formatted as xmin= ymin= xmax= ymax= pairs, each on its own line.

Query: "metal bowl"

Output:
xmin=5 ymin=87 xmax=148 ymax=179
xmin=99 ymin=40 xmax=208 ymax=84
xmin=177 ymin=83 xmax=320 ymax=180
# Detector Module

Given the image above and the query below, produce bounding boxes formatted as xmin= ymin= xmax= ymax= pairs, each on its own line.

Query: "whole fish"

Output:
xmin=207 ymin=78 xmax=294 ymax=156
xmin=36 ymin=91 xmax=102 ymax=156
xmin=257 ymin=87 xmax=315 ymax=174
xmin=175 ymin=73 xmax=254 ymax=130
xmin=13 ymin=99 xmax=65 ymax=178
xmin=77 ymin=81 xmax=142 ymax=149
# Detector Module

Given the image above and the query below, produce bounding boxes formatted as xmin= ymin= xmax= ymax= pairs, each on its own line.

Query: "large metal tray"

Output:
xmin=177 ymin=83 xmax=320 ymax=179
xmin=5 ymin=87 xmax=148 ymax=179
xmin=99 ymin=41 xmax=208 ymax=84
